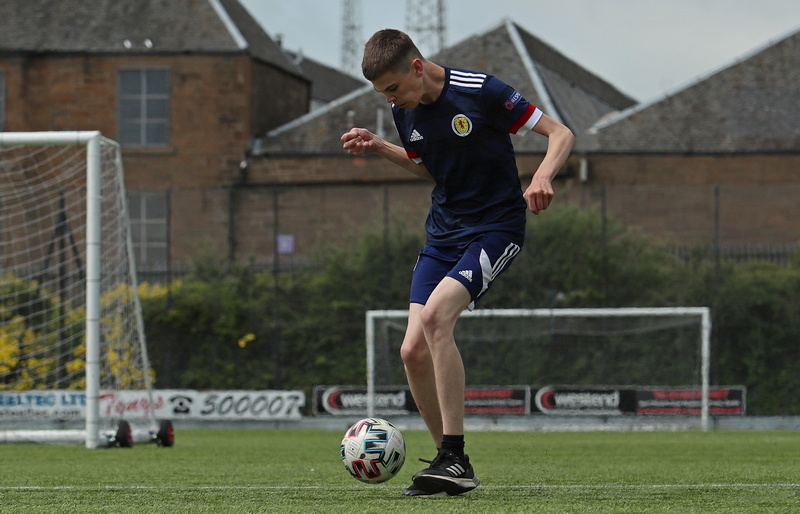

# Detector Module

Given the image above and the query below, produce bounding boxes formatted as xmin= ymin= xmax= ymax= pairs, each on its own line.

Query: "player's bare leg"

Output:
xmin=400 ymin=303 xmax=443 ymax=448
xmin=419 ymin=277 xmax=470 ymax=436
xmin=411 ymin=277 xmax=480 ymax=495
xmin=400 ymin=303 xmax=449 ymax=497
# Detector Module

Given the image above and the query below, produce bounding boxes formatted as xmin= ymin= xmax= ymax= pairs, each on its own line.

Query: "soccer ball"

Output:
xmin=340 ymin=418 xmax=406 ymax=483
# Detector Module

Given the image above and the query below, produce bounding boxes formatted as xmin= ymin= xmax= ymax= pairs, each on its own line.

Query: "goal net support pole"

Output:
xmin=86 ymin=134 xmax=103 ymax=449
xmin=366 ymin=307 xmax=712 ymax=431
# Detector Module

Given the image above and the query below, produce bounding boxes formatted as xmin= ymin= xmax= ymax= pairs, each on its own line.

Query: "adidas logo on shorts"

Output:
xmin=458 ymin=270 xmax=473 ymax=282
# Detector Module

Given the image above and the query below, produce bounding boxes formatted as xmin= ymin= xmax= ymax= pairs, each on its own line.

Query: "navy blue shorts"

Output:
xmin=409 ymin=234 xmax=522 ymax=310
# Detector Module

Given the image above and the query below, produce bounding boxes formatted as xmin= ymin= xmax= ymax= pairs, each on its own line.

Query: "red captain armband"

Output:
xmin=509 ymin=104 xmax=541 ymax=135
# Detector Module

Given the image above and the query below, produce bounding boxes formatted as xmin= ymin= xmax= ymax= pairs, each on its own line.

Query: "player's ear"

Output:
xmin=410 ymin=58 xmax=424 ymax=77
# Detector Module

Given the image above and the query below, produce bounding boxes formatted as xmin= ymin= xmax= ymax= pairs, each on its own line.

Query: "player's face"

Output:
xmin=371 ymin=60 xmax=424 ymax=110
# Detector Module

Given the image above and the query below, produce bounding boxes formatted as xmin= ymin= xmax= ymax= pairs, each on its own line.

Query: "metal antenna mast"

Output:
xmin=405 ymin=0 xmax=447 ymax=56
xmin=341 ymin=0 xmax=363 ymax=77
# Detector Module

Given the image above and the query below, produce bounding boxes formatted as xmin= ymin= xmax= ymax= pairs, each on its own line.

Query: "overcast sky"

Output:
xmin=239 ymin=0 xmax=800 ymax=103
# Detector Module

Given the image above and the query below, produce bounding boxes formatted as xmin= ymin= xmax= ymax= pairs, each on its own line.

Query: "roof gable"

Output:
xmin=217 ymin=0 xmax=303 ymax=76
xmin=589 ymin=27 xmax=800 ymax=153
xmin=285 ymin=51 xmax=366 ymax=105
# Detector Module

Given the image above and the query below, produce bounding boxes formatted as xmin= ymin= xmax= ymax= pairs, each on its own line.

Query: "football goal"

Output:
xmin=0 ymin=132 xmax=163 ymax=448
xmin=366 ymin=307 xmax=712 ymax=430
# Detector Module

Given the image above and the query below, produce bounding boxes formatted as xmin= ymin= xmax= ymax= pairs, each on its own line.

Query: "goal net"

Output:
xmin=366 ymin=308 xmax=712 ymax=430
xmin=0 ymin=132 xmax=154 ymax=448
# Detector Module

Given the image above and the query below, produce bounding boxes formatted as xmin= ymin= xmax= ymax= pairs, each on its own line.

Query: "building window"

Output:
xmin=128 ymin=191 xmax=168 ymax=269
xmin=0 ymin=69 xmax=5 ymax=131
xmin=117 ymin=68 xmax=170 ymax=147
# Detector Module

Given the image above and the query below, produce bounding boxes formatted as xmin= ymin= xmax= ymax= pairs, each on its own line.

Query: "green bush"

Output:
xmin=714 ymin=262 xmax=800 ymax=414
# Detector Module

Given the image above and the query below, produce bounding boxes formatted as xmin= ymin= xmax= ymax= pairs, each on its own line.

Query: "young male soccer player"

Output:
xmin=341 ymin=29 xmax=574 ymax=496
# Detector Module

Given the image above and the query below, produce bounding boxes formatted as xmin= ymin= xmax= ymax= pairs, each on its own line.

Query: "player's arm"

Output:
xmin=523 ymin=115 xmax=574 ymax=214
xmin=341 ymin=127 xmax=434 ymax=182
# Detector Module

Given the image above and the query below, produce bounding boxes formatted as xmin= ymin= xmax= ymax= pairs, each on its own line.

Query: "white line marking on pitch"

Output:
xmin=2 ymin=484 xmax=798 ymax=491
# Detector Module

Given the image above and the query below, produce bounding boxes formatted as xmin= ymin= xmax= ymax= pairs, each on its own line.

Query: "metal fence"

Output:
xmin=670 ymin=243 xmax=798 ymax=266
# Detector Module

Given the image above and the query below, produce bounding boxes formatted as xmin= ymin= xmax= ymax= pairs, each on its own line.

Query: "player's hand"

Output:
xmin=523 ymin=176 xmax=554 ymax=215
xmin=341 ymin=128 xmax=378 ymax=156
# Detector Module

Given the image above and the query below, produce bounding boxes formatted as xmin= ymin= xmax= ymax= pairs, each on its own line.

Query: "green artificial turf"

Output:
xmin=1 ymin=429 xmax=798 ymax=513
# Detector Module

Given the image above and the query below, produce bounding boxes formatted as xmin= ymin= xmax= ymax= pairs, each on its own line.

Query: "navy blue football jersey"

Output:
xmin=392 ymin=67 xmax=543 ymax=247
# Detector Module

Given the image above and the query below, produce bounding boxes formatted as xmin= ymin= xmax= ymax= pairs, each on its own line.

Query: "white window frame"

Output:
xmin=117 ymin=68 xmax=170 ymax=147
xmin=127 ymin=190 xmax=169 ymax=269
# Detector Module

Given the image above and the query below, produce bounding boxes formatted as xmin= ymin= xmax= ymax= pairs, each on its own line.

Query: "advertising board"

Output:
xmin=0 ymin=390 xmax=306 ymax=422
xmin=313 ymin=385 xmax=746 ymax=417
xmin=314 ymin=385 xmax=530 ymax=416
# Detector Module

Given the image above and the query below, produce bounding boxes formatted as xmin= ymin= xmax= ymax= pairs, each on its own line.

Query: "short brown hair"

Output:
xmin=361 ymin=29 xmax=424 ymax=81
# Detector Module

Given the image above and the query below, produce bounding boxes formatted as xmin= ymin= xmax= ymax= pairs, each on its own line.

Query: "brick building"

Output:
xmin=577 ymin=26 xmax=800 ymax=251
xmin=0 ymin=0 xmax=322 ymax=275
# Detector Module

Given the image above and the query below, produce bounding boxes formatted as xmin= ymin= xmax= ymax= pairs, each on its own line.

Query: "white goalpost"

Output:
xmin=366 ymin=307 xmax=712 ymax=431
xmin=0 ymin=131 xmax=160 ymax=448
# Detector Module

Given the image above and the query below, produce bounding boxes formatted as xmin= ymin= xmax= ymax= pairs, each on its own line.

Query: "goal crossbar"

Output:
xmin=366 ymin=307 xmax=712 ymax=430
xmin=0 ymin=130 xmax=101 ymax=146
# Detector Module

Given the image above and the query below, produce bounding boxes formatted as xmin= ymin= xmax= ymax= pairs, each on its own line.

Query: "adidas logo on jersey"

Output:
xmin=409 ymin=129 xmax=424 ymax=142
xmin=458 ymin=270 xmax=473 ymax=282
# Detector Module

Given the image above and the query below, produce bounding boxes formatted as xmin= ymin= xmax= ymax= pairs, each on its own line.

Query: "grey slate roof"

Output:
xmin=260 ymin=19 xmax=635 ymax=156
xmin=589 ymin=27 xmax=800 ymax=153
xmin=284 ymin=51 xmax=366 ymax=106
xmin=0 ymin=0 xmax=305 ymax=79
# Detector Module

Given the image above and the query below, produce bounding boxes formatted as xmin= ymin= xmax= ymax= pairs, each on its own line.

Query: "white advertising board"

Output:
xmin=0 ymin=389 xmax=305 ymax=422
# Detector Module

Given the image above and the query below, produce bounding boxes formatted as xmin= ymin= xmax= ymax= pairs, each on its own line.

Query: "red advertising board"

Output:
xmin=464 ymin=387 xmax=530 ymax=415
xmin=635 ymin=387 xmax=746 ymax=415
